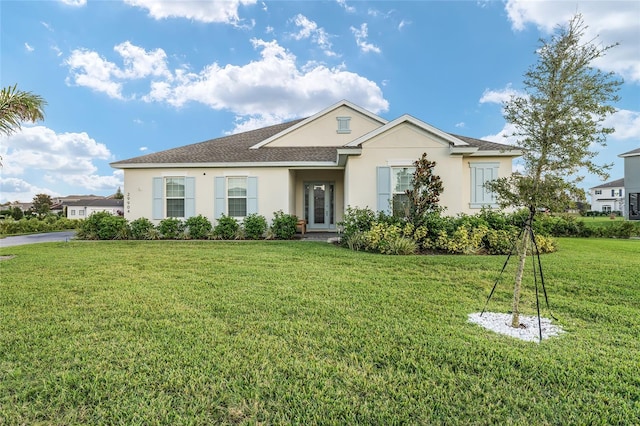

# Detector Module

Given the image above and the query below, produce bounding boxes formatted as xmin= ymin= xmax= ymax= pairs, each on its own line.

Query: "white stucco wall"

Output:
xmin=123 ymin=167 xmax=293 ymax=224
xmin=264 ymin=105 xmax=383 ymax=147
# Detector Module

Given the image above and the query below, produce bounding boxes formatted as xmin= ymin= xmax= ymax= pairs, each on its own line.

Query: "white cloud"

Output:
xmin=0 ymin=126 xmax=121 ymax=202
xmin=455 ymin=122 xmax=465 ymax=128
xmin=0 ymin=177 xmax=61 ymax=204
xmin=143 ymin=38 xmax=388 ymax=132
xmin=65 ymin=42 xmax=171 ymax=99
xmin=59 ymin=0 xmax=86 ymax=6
xmin=606 ymin=109 xmax=640 ymax=140
xmin=504 ymin=0 xmax=640 ymax=82
xmin=398 ymin=20 xmax=410 ymax=31
xmin=139 ymin=146 xmax=148 ymax=151
xmin=0 ymin=126 xmax=111 ymax=175
xmin=123 ymin=0 xmax=257 ymax=25
xmin=24 ymin=42 xmax=34 ymax=52
xmin=290 ymin=14 xmax=336 ymax=57
xmin=351 ymin=23 xmax=381 ymax=54
xmin=336 ymin=0 xmax=355 ymax=13
xmin=479 ymin=84 xmax=525 ymax=105
xmin=64 ymin=39 xmax=388 ymax=133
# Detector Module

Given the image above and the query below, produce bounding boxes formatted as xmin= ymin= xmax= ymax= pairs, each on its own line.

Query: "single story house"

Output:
xmin=589 ymin=178 xmax=625 ymax=214
xmin=619 ymin=148 xmax=640 ymax=220
xmin=111 ymin=100 xmax=522 ymax=230
xmin=65 ymin=198 xmax=124 ymax=219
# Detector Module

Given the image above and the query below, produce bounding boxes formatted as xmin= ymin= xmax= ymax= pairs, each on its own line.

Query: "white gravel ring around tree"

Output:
xmin=468 ymin=312 xmax=564 ymax=342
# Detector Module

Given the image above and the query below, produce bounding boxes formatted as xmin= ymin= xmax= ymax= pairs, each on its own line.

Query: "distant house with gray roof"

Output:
xmin=589 ymin=178 xmax=625 ymax=214
xmin=65 ymin=198 xmax=124 ymax=219
xmin=110 ymin=100 xmax=522 ymax=230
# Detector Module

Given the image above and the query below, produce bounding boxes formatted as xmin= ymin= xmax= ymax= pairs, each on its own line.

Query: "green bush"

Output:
xmin=386 ymin=236 xmax=417 ymax=255
xmin=129 ymin=218 xmax=156 ymax=240
xmin=271 ymin=211 xmax=297 ymax=240
xmin=77 ymin=212 xmax=113 ymax=240
xmin=213 ymin=215 xmax=239 ymax=240
xmin=243 ymin=214 xmax=268 ymax=239
xmin=339 ymin=206 xmax=377 ymax=242
xmin=185 ymin=215 xmax=212 ymax=239
xmin=96 ymin=215 xmax=130 ymax=240
xmin=158 ymin=217 xmax=185 ymax=239
xmin=483 ymin=228 xmax=519 ymax=255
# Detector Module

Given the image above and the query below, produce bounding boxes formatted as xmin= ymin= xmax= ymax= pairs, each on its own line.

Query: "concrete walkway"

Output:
xmin=0 ymin=231 xmax=76 ymax=248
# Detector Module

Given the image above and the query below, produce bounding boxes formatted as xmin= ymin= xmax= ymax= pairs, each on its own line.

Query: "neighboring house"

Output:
xmin=111 ymin=100 xmax=522 ymax=230
xmin=589 ymin=178 xmax=625 ymax=214
xmin=619 ymin=148 xmax=640 ymax=220
xmin=66 ymin=199 xmax=124 ymax=219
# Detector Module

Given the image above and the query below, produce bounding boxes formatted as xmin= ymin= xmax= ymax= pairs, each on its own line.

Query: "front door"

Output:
xmin=304 ymin=182 xmax=335 ymax=229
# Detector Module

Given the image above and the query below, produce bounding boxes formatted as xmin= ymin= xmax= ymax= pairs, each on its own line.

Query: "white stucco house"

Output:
xmin=66 ymin=199 xmax=124 ymax=219
xmin=589 ymin=178 xmax=625 ymax=214
xmin=619 ymin=148 xmax=640 ymax=220
xmin=110 ymin=100 xmax=522 ymax=230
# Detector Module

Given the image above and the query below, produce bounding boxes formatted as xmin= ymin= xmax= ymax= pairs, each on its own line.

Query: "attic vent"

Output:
xmin=337 ymin=117 xmax=351 ymax=134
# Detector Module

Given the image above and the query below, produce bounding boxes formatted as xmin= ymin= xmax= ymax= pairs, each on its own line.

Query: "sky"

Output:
xmin=1 ymin=0 xmax=639 ymax=204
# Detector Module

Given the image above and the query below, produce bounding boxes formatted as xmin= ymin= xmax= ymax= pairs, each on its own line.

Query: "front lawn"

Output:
xmin=1 ymin=239 xmax=638 ymax=424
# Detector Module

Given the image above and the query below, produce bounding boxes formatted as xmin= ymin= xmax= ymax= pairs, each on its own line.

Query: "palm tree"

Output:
xmin=0 ymin=84 xmax=47 ymax=136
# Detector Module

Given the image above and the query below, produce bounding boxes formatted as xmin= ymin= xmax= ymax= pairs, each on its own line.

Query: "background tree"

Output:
xmin=114 ymin=187 xmax=124 ymax=200
xmin=486 ymin=14 xmax=622 ymax=328
xmin=406 ymin=152 xmax=444 ymax=226
xmin=31 ymin=194 xmax=53 ymax=218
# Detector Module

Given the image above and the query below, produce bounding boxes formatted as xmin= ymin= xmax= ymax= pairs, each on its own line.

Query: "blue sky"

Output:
xmin=1 ymin=0 xmax=639 ymax=204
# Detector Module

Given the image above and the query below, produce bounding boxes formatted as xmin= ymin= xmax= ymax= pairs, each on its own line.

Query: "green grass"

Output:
xmin=1 ymin=239 xmax=639 ymax=424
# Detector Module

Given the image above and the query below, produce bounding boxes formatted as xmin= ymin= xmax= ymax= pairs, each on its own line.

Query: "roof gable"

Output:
xmin=250 ymin=100 xmax=387 ymax=149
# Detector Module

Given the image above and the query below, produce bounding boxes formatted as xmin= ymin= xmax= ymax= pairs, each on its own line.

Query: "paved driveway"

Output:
xmin=0 ymin=231 xmax=77 ymax=248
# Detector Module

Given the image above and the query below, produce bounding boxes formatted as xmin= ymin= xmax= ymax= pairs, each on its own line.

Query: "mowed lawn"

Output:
xmin=1 ymin=238 xmax=638 ymax=424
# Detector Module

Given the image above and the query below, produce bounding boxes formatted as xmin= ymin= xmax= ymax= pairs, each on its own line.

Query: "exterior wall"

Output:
xmin=590 ymin=186 xmax=625 ymax=213
xmin=265 ymin=105 xmax=382 ymax=147
xmin=624 ymin=155 xmax=640 ymax=220
xmin=123 ymin=167 xmax=292 ymax=224
xmin=342 ymin=123 xmax=514 ymax=216
xmin=67 ymin=206 xmax=122 ymax=218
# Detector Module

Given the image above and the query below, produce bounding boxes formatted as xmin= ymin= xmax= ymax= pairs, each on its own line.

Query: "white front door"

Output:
xmin=304 ymin=182 xmax=335 ymax=229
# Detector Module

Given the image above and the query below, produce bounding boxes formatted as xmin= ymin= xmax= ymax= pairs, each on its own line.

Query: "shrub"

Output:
xmin=97 ymin=215 xmax=130 ymax=240
xmin=386 ymin=236 xmax=417 ymax=255
xmin=213 ymin=215 xmax=239 ymax=240
xmin=130 ymin=218 xmax=156 ymax=240
xmin=339 ymin=206 xmax=377 ymax=242
xmin=158 ymin=218 xmax=185 ymax=239
xmin=243 ymin=214 xmax=268 ymax=239
xmin=185 ymin=215 xmax=212 ymax=239
xmin=483 ymin=228 xmax=519 ymax=255
xmin=344 ymin=232 xmax=367 ymax=251
xmin=77 ymin=211 xmax=113 ymax=240
xmin=271 ymin=211 xmax=298 ymax=240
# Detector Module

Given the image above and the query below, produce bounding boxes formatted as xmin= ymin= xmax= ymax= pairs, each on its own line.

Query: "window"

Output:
xmin=70 ymin=210 xmax=76 ymax=216
xmin=602 ymin=205 xmax=612 ymax=213
xmin=469 ymin=162 xmax=499 ymax=208
xmin=336 ymin=117 xmax=351 ymax=134
xmin=166 ymin=177 xmax=185 ymax=217
xmin=392 ymin=167 xmax=414 ymax=217
xmin=612 ymin=189 xmax=622 ymax=197
xmin=595 ymin=190 xmax=602 ymax=195
xmin=629 ymin=193 xmax=640 ymax=219
xmin=79 ymin=210 xmax=85 ymax=216
xmin=227 ymin=177 xmax=247 ymax=217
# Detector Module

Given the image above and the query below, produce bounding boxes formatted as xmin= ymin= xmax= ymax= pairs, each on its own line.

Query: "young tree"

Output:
xmin=406 ymin=152 xmax=444 ymax=226
xmin=31 ymin=194 xmax=53 ymax=218
xmin=486 ymin=14 xmax=622 ymax=328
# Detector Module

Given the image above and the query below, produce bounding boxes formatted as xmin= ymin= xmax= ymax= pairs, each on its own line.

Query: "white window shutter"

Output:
xmin=185 ymin=177 xmax=195 ymax=218
xmin=152 ymin=177 xmax=163 ymax=220
xmin=214 ymin=177 xmax=225 ymax=219
xmin=377 ymin=167 xmax=392 ymax=214
xmin=247 ymin=177 xmax=258 ymax=214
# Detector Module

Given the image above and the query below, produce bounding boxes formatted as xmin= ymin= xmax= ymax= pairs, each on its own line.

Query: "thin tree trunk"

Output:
xmin=511 ymin=212 xmax=533 ymax=328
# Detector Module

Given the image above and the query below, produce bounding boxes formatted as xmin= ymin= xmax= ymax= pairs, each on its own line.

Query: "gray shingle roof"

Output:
xmin=65 ymin=199 xmax=124 ymax=207
xmin=449 ymin=134 xmax=520 ymax=151
xmin=591 ymin=178 xmax=624 ymax=189
xmin=111 ymin=118 xmax=518 ymax=167
xmin=619 ymin=147 xmax=640 ymax=157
